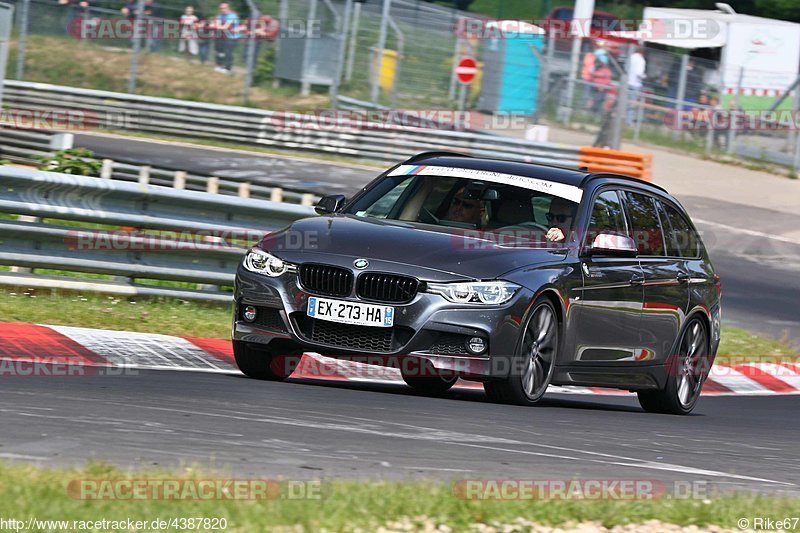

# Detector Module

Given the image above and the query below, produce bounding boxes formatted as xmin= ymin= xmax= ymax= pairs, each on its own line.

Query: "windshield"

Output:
xmin=346 ymin=174 xmax=579 ymax=246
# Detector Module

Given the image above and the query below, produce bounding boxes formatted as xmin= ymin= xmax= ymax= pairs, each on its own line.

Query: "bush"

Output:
xmin=34 ymin=148 xmax=102 ymax=176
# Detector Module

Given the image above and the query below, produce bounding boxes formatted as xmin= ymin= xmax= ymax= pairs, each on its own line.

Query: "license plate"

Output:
xmin=307 ymin=297 xmax=394 ymax=327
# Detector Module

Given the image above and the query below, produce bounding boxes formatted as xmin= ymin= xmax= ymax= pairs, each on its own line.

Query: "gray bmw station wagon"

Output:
xmin=233 ymin=152 xmax=721 ymax=415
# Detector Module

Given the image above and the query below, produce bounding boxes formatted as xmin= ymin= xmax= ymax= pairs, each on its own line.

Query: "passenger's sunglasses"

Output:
xmin=546 ymin=213 xmax=573 ymax=223
xmin=452 ymin=197 xmax=479 ymax=209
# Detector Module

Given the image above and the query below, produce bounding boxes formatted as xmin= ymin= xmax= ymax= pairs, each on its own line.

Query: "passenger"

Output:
xmin=446 ymin=186 xmax=484 ymax=227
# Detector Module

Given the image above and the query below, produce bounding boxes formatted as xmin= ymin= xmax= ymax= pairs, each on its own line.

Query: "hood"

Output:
xmin=259 ymin=214 xmax=567 ymax=281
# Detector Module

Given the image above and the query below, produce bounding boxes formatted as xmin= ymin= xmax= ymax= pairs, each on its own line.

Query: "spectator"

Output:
xmin=627 ymin=46 xmax=646 ymax=126
xmin=685 ymin=59 xmax=704 ymax=104
xmin=120 ymin=0 xmax=136 ymax=19
xmin=215 ymin=2 xmax=240 ymax=73
xmin=120 ymin=0 xmax=161 ymax=51
xmin=587 ymin=49 xmax=613 ymax=115
xmin=143 ymin=0 xmax=162 ymax=52
xmin=709 ymin=95 xmax=728 ymax=151
xmin=179 ymin=6 xmax=199 ymax=57
xmin=580 ymin=42 xmax=596 ymax=108
xmin=196 ymin=18 xmax=214 ymax=64
xmin=60 ymin=0 xmax=95 ymax=37
xmin=692 ymin=93 xmax=711 ymax=135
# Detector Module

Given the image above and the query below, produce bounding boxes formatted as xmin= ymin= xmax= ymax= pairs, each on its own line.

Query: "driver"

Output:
xmin=446 ymin=186 xmax=485 ymax=227
xmin=545 ymin=197 xmax=577 ymax=242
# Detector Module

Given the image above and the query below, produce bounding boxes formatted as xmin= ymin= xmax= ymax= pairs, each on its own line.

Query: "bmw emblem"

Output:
xmin=353 ymin=258 xmax=369 ymax=270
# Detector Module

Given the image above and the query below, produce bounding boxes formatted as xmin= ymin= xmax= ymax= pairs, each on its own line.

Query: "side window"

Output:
xmin=664 ymin=203 xmax=699 ymax=258
xmin=586 ymin=190 xmax=628 ymax=246
xmin=656 ymin=201 xmax=681 ymax=257
xmin=624 ymin=192 xmax=666 ymax=256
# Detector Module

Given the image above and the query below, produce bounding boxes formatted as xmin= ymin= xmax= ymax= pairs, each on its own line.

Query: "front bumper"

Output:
xmin=232 ymin=265 xmax=532 ymax=378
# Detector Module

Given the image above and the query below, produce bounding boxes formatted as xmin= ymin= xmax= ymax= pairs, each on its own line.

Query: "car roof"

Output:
xmin=404 ymin=152 xmax=670 ymax=196
xmin=404 ymin=152 xmax=591 ymax=187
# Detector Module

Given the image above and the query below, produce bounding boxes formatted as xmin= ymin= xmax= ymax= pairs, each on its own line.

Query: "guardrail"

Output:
xmin=2 ymin=81 xmax=652 ymax=179
xmin=100 ymin=158 xmax=318 ymax=205
xmin=0 ymin=166 xmax=315 ymax=301
xmin=0 ymin=128 xmax=73 ymax=163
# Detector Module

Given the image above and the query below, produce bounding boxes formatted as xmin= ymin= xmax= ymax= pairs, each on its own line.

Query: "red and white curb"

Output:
xmin=1 ymin=322 xmax=799 ymax=396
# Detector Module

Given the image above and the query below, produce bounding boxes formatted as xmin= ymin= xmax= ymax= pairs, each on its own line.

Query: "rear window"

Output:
xmin=662 ymin=203 xmax=701 ymax=258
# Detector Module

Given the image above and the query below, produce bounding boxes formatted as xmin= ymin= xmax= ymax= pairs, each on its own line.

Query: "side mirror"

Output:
xmin=315 ymin=194 xmax=346 ymax=215
xmin=587 ymin=233 xmax=637 ymax=257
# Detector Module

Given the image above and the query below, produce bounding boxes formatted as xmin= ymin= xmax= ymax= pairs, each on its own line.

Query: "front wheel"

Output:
xmin=233 ymin=341 xmax=300 ymax=381
xmin=484 ymin=298 xmax=559 ymax=405
xmin=638 ymin=317 xmax=710 ymax=415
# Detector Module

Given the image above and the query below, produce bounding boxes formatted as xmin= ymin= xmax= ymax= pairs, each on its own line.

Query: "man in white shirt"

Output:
xmin=627 ymin=47 xmax=646 ymax=126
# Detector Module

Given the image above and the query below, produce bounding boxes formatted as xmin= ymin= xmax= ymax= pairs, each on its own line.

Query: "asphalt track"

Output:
xmin=1 ymin=369 xmax=799 ymax=495
xmin=73 ymin=133 xmax=378 ymax=196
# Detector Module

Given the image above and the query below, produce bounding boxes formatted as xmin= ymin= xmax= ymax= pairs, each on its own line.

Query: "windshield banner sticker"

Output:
xmin=389 ymin=165 xmax=584 ymax=203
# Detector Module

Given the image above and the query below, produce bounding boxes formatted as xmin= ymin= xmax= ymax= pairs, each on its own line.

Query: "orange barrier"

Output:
xmin=578 ymin=147 xmax=653 ymax=182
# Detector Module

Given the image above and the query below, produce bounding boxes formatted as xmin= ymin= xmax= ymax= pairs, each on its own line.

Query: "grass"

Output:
xmin=0 ymin=290 xmax=232 ymax=338
xmin=8 ymin=35 xmax=328 ymax=111
xmin=0 ymin=289 xmax=797 ymax=363
xmin=0 ymin=460 xmax=798 ymax=532
xmin=716 ymin=326 xmax=798 ymax=363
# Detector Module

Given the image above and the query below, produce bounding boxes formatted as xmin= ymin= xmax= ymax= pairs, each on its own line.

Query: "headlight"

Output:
xmin=426 ymin=281 xmax=520 ymax=305
xmin=242 ymin=248 xmax=295 ymax=277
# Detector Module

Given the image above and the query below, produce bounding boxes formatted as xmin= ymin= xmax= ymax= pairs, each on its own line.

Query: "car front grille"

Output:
xmin=291 ymin=313 xmax=414 ymax=353
xmin=356 ymin=272 xmax=419 ymax=303
xmin=298 ymin=263 xmax=353 ymax=297
xmin=311 ymin=320 xmax=394 ymax=352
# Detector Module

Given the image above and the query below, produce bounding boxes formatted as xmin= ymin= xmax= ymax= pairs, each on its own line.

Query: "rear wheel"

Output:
xmin=484 ymin=298 xmax=558 ymax=405
xmin=638 ymin=317 xmax=709 ymax=415
xmin=233 ymin=341 xmax=300 ymax=381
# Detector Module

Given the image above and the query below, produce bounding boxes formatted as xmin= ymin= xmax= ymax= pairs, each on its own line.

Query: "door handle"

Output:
xmin=677 ymin=273 xmax=691 ymax=283
xmin=630 ymin=274 xmax=644 ymax=285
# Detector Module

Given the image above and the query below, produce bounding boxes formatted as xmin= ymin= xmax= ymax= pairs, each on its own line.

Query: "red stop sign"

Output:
xmin=455 ymin=57 xmax=478 ymax=85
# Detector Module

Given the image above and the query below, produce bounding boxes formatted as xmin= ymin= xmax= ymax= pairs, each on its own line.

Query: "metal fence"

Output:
xmin=0 ymin=165 xmax=315 ymax=301
xmin=0 ymin=128 xmax=72 ymax=161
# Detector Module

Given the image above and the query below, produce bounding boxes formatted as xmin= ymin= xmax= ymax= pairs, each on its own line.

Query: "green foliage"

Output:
xmin=253 ymin=42 xmax=276 ymax=86
xmin=33 ymin=148 xmax=102 ymax=176
xmin=1 ymin=460 xmax=800 ymax=531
